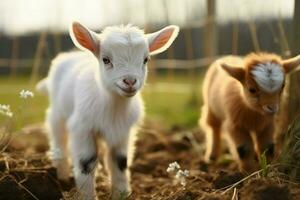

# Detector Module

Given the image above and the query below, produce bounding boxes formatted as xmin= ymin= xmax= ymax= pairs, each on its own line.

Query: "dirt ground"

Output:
xmin=0 ymin=122 xmax=300 ymax=200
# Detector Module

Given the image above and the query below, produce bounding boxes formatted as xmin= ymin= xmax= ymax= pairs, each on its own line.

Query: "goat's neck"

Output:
xmin=94 ymin=70 xmax=134 ymax=108
xmin=109 ymin=92 xmax=132 ymax=106
xmin=240 ymin=91 xmax=252 ymax=109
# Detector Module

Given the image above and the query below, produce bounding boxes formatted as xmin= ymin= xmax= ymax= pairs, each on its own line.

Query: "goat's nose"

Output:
xmin=123 ymin=78 xmax=137 ymax=87
xmin=263 ymin=104 xmax=279 ymax=114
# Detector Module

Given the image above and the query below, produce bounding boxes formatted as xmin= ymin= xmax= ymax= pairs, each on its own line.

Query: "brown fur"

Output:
xmin=200 ymin=53 xmax=300 ymax=172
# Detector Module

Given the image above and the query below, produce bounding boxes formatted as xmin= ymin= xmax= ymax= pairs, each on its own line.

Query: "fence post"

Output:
xmin=232 ymin=18 xmax=239 ymax=55
xmin=162 ymin=0 xmax=175 ymax=82
xmin=248 ymin=21 xmax=260 ymax=52
xmin=53 ymin=32 xmax=61 ymax=54
xmin=10 ymin=37 xmax=19 ymax=78
xmin=31 ymin=32 xmax=47 ymax=83
xmin=204 ymin=0 xmax=217 ymax=58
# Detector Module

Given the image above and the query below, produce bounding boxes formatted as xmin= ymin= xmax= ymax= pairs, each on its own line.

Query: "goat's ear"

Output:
xmin=220 ymin=62 xmax=245 ymax=82
xmin=146 ymin=25 xmax=179 ymax=56
xmin=282 ymin=55 xmax=300 ymax=73
xmin=70 ymin=22 xmax=100 ymax=55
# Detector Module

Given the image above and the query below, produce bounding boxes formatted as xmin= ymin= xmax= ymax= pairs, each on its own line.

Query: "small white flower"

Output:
xmin=5 ymin=111 xmax=13 ymax=117
xmin=175 ymin=169 xmax=189 ymax=186
xmin=20 ymin=90 xmax=34 ymax=99
xmin=0 ymin=104 xmax=13 ymax=117
xmin=183 ymin=169 xmax=189 ymax=177
xmin=179 ymin=177 xmax=187 ymax=187
xmin=175 ymin=169 xmax=189 ymax=179
xmin=167 ymin=161 xmax=189 ymax=187
xmin=167 ymin=161 xmax=181 ymax=173
xmin=0 ymin=104 xmax=9 ymax=110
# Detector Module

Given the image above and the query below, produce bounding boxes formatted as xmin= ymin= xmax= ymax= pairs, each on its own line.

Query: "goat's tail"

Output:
xmin=36 ymin=78 xmax=48 ymax=95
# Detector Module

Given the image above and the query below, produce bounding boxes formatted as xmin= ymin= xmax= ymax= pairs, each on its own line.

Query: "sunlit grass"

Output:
xmin=143 ymin=71 xmax=204 ymax=128
xmin=143 ymin=87 xmax=202 ymax=128
xmin=0 ymin=76 xmax=48 ymax=130
xmin=0 ymin=73 xmax=204 ymax=130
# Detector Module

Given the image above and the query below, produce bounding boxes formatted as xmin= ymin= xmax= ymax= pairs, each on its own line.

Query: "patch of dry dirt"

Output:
xmin=0 ymin=123 xmax=299 ymax=200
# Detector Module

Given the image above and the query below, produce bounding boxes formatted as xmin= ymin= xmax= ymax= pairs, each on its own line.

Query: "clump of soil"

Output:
xmin=0 ymin=123 xmax=299 ymax=199
xmin=0 ymin=169 xmax=63 ymax=200
xmin=212 ymin=171 xmax=244 ymax=189
xmin=240 ymin=179 xmax=291 ymax=200
xmin=0 ymin=126 xmax=69 ymax=200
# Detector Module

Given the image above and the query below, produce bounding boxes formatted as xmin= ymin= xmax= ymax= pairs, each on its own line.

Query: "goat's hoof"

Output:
xmin=239 ymin=161 xmax=258 ymax=173
xmin=78 ymin=194 xmax=98 ymax=200
xmin=56 ymin=166 xmax=70 ymax=181
xmin=52 ymin=159 xmax=70 ymax=181
xmin=204 ymin=154 xmax=217 ymax=164
xmin=111 ymin=189 xmax=130 ymax=200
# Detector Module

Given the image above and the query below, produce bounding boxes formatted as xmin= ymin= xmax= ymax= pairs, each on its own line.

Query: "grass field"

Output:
xmin=0 ymin=76 xmax=48 ymax=130
xmin=0 ymin=73 xmax=204 ymax=131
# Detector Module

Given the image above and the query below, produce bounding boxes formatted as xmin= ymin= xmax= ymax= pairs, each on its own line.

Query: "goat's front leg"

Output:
xmin=225 ymin=121 xmax=257 ymax=172
xmin=46 ymin=108 xmax=70 ymax=181
xmin=105 ymin=132 xmax=132 ymax=200
xmin=255 ymin=124 xmax=275 ymax=162
xmin=69 ymin=125 xmax=98 ymax=200
xmin=200 ymin=106 xmax=222 ymax=163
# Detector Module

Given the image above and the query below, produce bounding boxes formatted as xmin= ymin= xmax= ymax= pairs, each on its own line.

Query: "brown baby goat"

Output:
xmin=200 ymin=53 xmax=300 ymax=171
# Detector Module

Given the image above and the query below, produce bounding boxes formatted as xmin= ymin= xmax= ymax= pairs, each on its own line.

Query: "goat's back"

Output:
xmin=202 ymin=56 xmax=244 ymax=120
xmin=47 ymin=51 xmax=98 ymax=116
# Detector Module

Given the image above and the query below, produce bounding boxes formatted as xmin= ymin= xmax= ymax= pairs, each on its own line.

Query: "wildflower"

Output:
xmin=175 ymin=169 xmax=190 ymax=186
xmin=167 ymin=161 xmax=181 ymax=173
xmin=0 ymin=104 xmax=13 ymax=117
xmin=175 ymin=169 xmax=189 ymax=178
xmin=167 ymin=161 xmax=189 ymax=187
xmin=20 ymin=90 xmax=34 ymax=99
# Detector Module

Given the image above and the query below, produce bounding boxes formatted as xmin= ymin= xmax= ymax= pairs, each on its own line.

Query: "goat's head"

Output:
xmin=70 ymin=22 xmax=179 ymax=97
xmin=220 ymin=53 xmax=300 ymax=115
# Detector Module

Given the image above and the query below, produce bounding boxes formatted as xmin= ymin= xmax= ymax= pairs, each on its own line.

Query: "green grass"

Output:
xmin=0 ymin=73 xmax=204 ymax=130
xmin=0 ymin=76 xmax=48 ymax=130
xmin=259 ymin=151 xmax=269 ymax=177
xmin=143 ymin=71 xmax=204 ymax=128
xmin=142 ymin=86 xmax=202 ymax=127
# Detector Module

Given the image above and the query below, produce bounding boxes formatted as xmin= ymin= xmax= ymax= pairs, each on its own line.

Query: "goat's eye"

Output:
xmin=282 ymin=83 xmax=285 ymax=89
xmin=249 ymin=87 xmax=257 ymax=94
xmin=103 ymin=57 xmax=111 ymax=65
xmin=143 ymin=57 xmax=149 ymax=64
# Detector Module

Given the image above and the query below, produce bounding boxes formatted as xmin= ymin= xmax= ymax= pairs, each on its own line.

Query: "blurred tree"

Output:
xmin=204 ymin=0 xmax=217 ymax=58
xmin=279 ymin=2 xmax=300 ymax=175
xmin=276 ymin=1 xmax=300 ymax=153
xmin=288 ymin=1 xmax=300 ymax=123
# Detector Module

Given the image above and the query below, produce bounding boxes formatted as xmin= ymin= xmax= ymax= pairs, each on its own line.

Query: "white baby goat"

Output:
xmin=36 ymin=22 xmax=179 ymax=200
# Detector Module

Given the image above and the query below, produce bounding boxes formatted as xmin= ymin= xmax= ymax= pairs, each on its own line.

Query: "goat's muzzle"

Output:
xmin=262 ymin=104 xmax=279 ymax=115
xmin=117 ymin=85 xmax=137 ymax=97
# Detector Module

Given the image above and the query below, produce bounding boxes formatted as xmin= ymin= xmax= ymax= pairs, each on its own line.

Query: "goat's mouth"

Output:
xmin=261 ymin=105 xmax=279 ymax=116
xmin=117 ymin=85 xmax=137 ymax=97
xmin=262 ymin=109 xmax=278 ymax=116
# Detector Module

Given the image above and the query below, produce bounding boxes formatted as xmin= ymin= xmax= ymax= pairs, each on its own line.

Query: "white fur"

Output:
xmin=37 ymin=23 xmax=179 ymax=200
xmin=251 ymin=62 xmax=284 ymax=93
